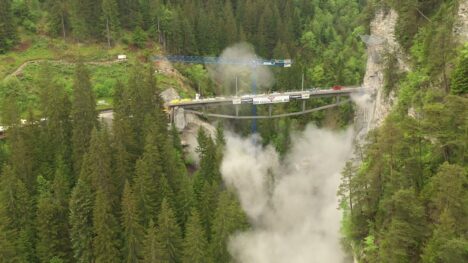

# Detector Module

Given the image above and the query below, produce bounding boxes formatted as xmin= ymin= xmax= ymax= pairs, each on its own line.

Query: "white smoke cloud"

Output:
xmin=221 ymin=126 xmax=355 ymax=263
xmin=207 ymin=42 xmax=275 ymax=95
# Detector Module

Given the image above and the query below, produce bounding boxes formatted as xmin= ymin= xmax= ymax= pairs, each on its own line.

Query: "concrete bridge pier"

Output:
xmin=174 ymin=107 xmax=187 ymax=131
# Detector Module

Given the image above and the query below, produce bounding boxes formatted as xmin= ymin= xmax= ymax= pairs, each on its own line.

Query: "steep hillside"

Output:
xmin=340 ymin=1 xmax=468 ymax=262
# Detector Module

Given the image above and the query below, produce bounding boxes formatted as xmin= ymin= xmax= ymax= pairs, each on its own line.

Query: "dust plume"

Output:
xmin=221 ymin=125 xmax=354 ymax=263
xmin=207 ymin=42 xmax=275 ymax=95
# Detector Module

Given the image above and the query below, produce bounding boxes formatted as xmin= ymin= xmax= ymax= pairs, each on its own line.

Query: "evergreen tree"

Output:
xmin=36 ymin=160 xmax=72 ymax=262
xmin=142 ymin=220 xmax=163 ymax=263
xmin=0 ymin=165 xmax=33 ymax=262
xmin=0 ymin=0 xmax=17 ymax=53
xmin=80 ymin=128 xmax=115 ymax=200
xmin=210 ymin=191 xmax=248 ymax=263
xmin=175 ymin=174 xmax=194 ymax=232
xmin=182 ymin=209 xmax=209 ymax=263
xmin=379 ymin=189 xmax=427 ymax=263
xmin=118 ymin=0 xmax=141 ymax=29
xmin=101 ymin=0 xmax=120 ymax=48
xmin=156 ymin=199 xmax=182 ymax=263
xmin=133 ymin=158 xmax=159 ymax=227
xmin=450 ymin=50 xmax=468 ymax=95
xmin=121 ymin=181 xmax=144 ymax=263
xmin=181 ymin=17 xmax=197 ymax=54
xmin=421 ymin=209 xmax=468 ymax=263
xmin=93 ymin=189 xmax=121 ymax=263
xmin=47 ymin=0 xmax=71 ymax=39
xmin=170 ymin=124 xmax=183 ymax=155
xmin=425 ymin=163 xmax=468 ymax=229
xmin=112 ymin=80 xmax=138 ymax=191
xmin=132 ymin=26 xmax=148 ymax=48
xmin=221 ymin=0 xmax=238 ymax=48
xmin=196 ymin=128 xmax=221 ymax=184
xmin=69 ymin=0 xmax=102 ymax=39
xmin=196 ymin=181 xmax=219 ymax=240
xmin=69 ymin=179 xmax=94 ymax=263
xmin=338 ymin=161 xmax=357 ymax=214
xmin=71 ymin=62 xmax=97 ymax=177
xmin=0 ymin=197 xmax=16 ymax=260
xmin=38 ymin=63 xmax=72 ymax=173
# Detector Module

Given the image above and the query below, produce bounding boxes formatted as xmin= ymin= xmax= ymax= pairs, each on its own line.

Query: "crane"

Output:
xmin=151 ymin=55 xmax=293 ymax=134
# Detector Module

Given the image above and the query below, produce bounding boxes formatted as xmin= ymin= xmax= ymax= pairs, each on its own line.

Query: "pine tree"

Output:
xmin=156 ymin=199 xmax=182 ymax=263
xmin=215 ymin=122 xmax=226 ymax=147
xmin=450 ymin=52 xmax=468 ymax=95
xmin=142 ymin=220 xmax=163 ymax=263
xmin=182 ymin=209 xmax=209 ymax=263
xmin=71 ymin=62 xmax=97 ymax=177
xmin=170 ymin=124 xmax=183 ymax=155
xmin=102 ymin=0 xmax=120 ymax=48
xmin=338 ymin=161 xmax=357 ymax=214
xmin=0 ymin=198 xmax=16 ymax=260
xmin=0 ymin=165 xmax=33 ymax=262
xmin=426 ymin=163 xmax=468 ymax=229
xmin=69 ymin=179 xmax=94 ymax=263
xmin=421 ymin=209 xmax=468 ymax=263
xmin=80 ymin=128 xmax=115 ymax=200
xmin=36 ymin=176 xmax=59 ymax=262
xmin=93 ymin=189 xmax=121 ymax=263
xmin=125 ymin=64 xmax=158 ymax=147
xmin=379 ymin=189 xmax=427 ymax=263
xmin=36 ymin=160 xmax=72 ymax=262
xmin=121 ymin=181 xmax=144 ymax=263
xmin=210 ymin=191 xmax=248 ymax=262
xmin=181 ymin=17 xmax=197 ymax=54
xmin=47 ymin=0 xmax=71 ymax=39
xmin=0 ymin=0 xmax=17 ymax=53
xmin=134 ymin=158 xmax=160 ymax=227
xmin=118 ymin=0 xmax=141 ymax=29
xmin=70 ymin=0 xmax=102 ymax=39
xmin=38 ymin=63 xmax=72 ymax=171
xmin=175 ymin=174 xmax=194 ymax=232
xmin=222 ymin=0 xmax=238 ymax=48
xmin=8 ymin=122 xmax=36 ymax=192
xmin=195 ymin=127 xmax=221 ymax=185
xmin=196 ymin=181 xmax=219 ymax=241
xmin=112 ymin=80 xmax=139 ymax=197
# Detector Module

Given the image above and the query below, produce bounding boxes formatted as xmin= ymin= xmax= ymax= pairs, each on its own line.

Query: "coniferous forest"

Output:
xmin=0 ymin=0 xmax=467 ymax=262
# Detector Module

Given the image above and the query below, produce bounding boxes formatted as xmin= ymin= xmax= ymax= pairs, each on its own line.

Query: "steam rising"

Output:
xmin=221 ymin=126 xmax=354 ymax=263
xmin=207 ymin=43 xmax=275 ymax=95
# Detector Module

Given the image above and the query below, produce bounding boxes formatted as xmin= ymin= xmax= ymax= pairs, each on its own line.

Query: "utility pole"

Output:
xmin=235 ymin=76 xmax=238 ymax=96
xmin=301 ymin=73 xmax=304 ymax=91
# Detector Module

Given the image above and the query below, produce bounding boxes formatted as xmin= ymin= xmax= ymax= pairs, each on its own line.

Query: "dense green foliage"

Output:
xmin=1 ymin=0 xmax=369 ymax=159
xmin=0 ymin=62 xmax=248 ymax=262
xmin=339 ymin=1 xmax=468 ymax=262
xmin=1 ymin=0 xmax=367 ymax=87
xmin=1 ymin=0 xmax=465 ymax=262
xmin=0 ymin=0 xmax=17 ymax=53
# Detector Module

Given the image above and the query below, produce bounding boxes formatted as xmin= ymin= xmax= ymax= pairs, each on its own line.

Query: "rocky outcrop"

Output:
xmin=160 ymin=88 xmax=180 ymax=103
xmin=355 ymin=9 xmax=408 ymax=142
xmin=454 ymin=0 xmax=468 ymax=41
xmin=160 ymin=88 xmax=216 ymax=164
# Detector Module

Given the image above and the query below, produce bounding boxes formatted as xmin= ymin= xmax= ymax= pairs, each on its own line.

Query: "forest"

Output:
xmin=0 ymin=0 xmax=467 ymax=262
xmin=338 ymin=0 xmax=468 ymax=262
